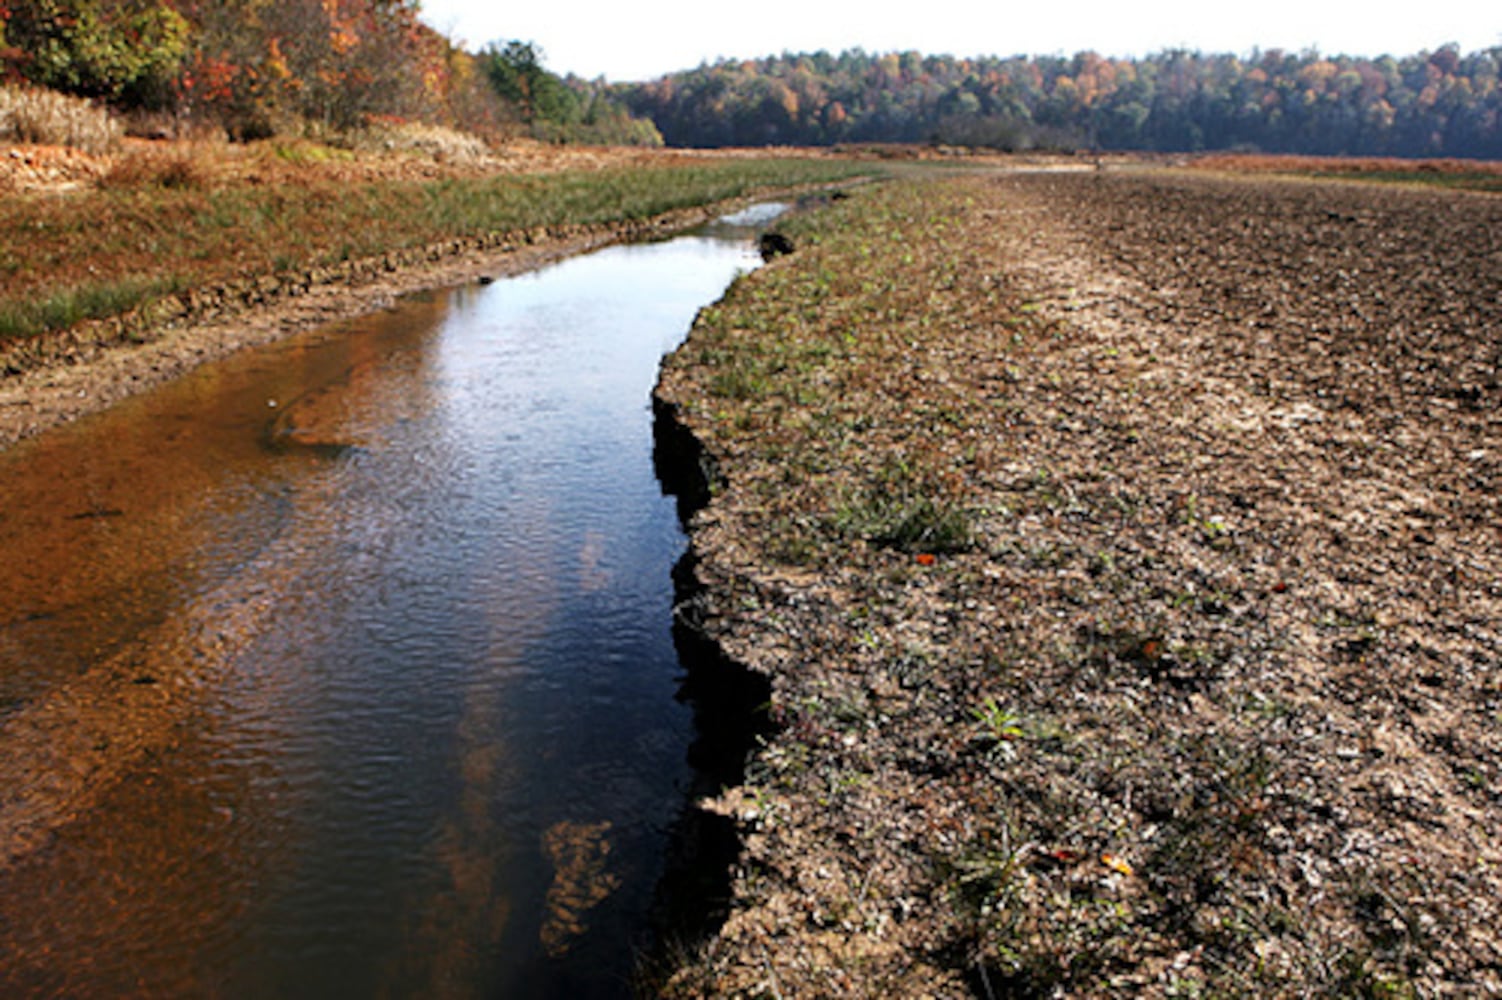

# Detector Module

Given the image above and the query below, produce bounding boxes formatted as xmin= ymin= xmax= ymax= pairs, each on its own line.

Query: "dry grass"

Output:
xmin=346 ymin=119 xmax=491 ymax=162
xmin=1192 ymin=151 xmax=1502 ymax=192
xmin=0 ymin=85 xmax=123 ymax=155
xmin=97 ymin=145 xmax=217 ymax=190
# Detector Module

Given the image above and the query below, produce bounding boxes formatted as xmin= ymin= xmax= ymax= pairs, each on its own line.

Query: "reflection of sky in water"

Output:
xmin=0 ymin=220 xmax=767 ymax=997
xmin=715 ymin=201 xmax=790 ymax=228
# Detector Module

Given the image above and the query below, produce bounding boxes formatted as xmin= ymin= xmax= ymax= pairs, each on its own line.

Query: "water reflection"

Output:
xmin=0 ymin=211 xmax=774 ymax=996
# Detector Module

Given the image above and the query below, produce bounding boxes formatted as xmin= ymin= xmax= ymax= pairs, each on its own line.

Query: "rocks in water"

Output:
xmin=758 ymin=232 xmax=795 ymax=261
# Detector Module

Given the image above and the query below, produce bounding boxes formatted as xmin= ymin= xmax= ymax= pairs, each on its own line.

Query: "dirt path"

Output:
xmin=654 ymin=170 xmax=1501 ymax=996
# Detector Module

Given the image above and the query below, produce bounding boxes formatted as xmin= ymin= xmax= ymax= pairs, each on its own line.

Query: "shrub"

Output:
xmin=97 ymin=146 xmax=212 ymax=189
xmin=0 ymin=84 xmax=123 ymax=153
xmin=348 ymin=119 xmax=489 ymax=161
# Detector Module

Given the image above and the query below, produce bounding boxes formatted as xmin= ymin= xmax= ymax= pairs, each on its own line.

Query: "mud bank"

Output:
xmin=645 ymin=395 xmax=776 ymax=974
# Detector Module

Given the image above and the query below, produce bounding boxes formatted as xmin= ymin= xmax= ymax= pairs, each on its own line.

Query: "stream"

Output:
xmin=0 ymin=204 xmax=783 ymax=997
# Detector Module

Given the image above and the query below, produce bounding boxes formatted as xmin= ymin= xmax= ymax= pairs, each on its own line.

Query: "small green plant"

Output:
xmin=834 ymin=483 xmax=973 ymax=553
xmin=708 ymin=366 xmax=768 ymax=401
xmin=973 ymin=697 xmax=1024 ymax=743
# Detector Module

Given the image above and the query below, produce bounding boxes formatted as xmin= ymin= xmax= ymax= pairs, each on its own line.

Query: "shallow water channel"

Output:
xmin=0 ymin=205 xmax=782 ymax=996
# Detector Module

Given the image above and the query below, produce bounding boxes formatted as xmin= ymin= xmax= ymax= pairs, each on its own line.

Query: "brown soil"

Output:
xmin=654 ymin=170 xmax=1501 ymax=995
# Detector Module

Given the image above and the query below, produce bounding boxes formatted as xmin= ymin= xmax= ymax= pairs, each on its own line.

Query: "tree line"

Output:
xmin=5 ymin=7 xmax=1497 ymax=159
xmin=619 ymin=46 xmax=1502 ymax=158
xmin=478 ymin=41 xmax=660 ymax=146
xmin=0 ymin=0 xmax=501 ymax=137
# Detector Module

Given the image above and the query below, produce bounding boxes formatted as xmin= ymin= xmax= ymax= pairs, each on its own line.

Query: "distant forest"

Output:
xmin=619 ymin=47 xmax=1502 ymax=158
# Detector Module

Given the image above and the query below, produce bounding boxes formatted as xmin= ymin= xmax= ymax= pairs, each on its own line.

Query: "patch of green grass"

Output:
xmin=1314 ymin=169 xmax=1502 ymax=194
xmin=0 ymin=275 xmax=184 ymax=340
xmin=834 ymin=484 xmax=974 ymax=553
xmin=708 ymin=365 xmax=770 ymax=401
xmin=271 ymin=140 xmax=355 ymax=164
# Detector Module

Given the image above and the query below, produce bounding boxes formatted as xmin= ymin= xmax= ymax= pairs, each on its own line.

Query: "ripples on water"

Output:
xmin=0 ymin=211 xmax=777 ymax=997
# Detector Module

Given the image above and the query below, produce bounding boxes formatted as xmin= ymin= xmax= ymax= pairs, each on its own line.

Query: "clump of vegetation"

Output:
xmin=0 ymin=83 xmax=122 ymax=153
xmin=96 ymin=143 xmax=212 ymax=188
xmin=833 ymin=470 xmax=973 ymax=553
xmin=348 ymin=118 xmax=490 ymax=161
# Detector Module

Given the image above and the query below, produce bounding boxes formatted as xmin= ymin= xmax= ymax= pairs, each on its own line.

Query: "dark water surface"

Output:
xmin=0 ymin=206 xmax=781 ymax=997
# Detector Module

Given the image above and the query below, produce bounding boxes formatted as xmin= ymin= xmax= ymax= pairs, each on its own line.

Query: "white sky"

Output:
xmin=417 ymin=0 xmax=1501 ymax=82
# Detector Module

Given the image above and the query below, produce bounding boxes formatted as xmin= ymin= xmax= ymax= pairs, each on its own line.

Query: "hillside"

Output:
xmin=0 ymin=0 xmax=662 ymax=145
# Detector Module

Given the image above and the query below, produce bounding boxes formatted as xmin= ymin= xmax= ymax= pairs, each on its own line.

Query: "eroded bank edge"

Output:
xmin=644 ymin=392 xmax=776 ymax=985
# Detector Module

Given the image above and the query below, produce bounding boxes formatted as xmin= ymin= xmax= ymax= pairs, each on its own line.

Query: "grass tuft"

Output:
xmin=99 ymin=149 xmax=213 ymax=190
xmin=0 ymin=276 xmax=183 ymax=340
xmin=835 ymin=486 xmax=974 ymax=553
xmin=0 ymin=85 xmax=123 ymax=154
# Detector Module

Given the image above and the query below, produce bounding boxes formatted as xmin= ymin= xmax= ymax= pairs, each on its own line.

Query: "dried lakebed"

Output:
xmin=654 ymin=171 xmax=1500 ymax=996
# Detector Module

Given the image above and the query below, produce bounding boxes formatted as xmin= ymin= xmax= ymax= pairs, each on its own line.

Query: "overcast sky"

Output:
xmin=417 ymin=0 xmax=1500 ymax=82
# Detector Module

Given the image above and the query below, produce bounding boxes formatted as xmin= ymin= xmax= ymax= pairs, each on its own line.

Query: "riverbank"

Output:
xmin=0 ymin=143 xmax=866 ymax=448
xmin=654 ymin=171 xmax=1501 ymax=995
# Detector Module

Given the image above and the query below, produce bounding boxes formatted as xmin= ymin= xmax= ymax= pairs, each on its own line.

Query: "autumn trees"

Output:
xmin=621 ymin=46 xmax=1502 ymax=159
xmin=0 ymin=0 xmax=505 ymax=138
xmin=0 ymin=0 xmax=190 ymax=108
xmin=4 ymin=5 xmax=1496 ymax=159
xmin=478 ymin=40 xmax=660 ymax=145
xmin=0 ymin=0 xmax=660 ymax=146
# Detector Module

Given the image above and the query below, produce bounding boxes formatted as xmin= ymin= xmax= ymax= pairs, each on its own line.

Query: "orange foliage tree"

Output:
xmin=622 ymin=45 xmax=1502 ymax=158
xmin=3 ymin=0 xmax=502 ymax=138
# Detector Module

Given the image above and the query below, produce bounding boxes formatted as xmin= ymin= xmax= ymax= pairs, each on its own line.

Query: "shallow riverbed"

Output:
xmin=0 ymin=204 xmax=782 ymax=997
